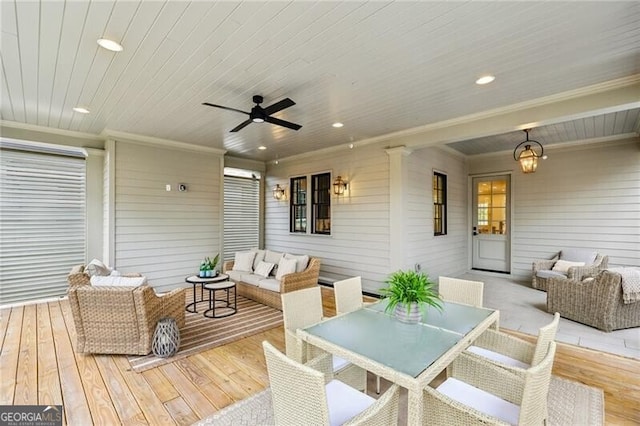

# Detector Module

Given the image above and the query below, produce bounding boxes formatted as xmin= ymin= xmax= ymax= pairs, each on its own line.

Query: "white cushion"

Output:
xmin=466 ymin=346 xmax=530 ymax=369
xmin=325 ymin=379 xmax=375 ymax=426
xmin=265 ymin=250 xmax=284 ymax=276
xmin=90 ymin=275 xmax=147 ymax=287
xmin=240 ymin=273 xmax=262 ymax=286
xmin=552 ymin=259 xmax=585 ymax=274
xmin=226 ymin=270 xmax=244 ymax=283
xmin=251 ymin=249 xmax=266 ymax=270
xmin=276 ymin=257 xmax=298 ymax=280
xmin=284 ymin=253 xmax=310 ymax=273
xmin=332 ymin=356 xmax=351 ymax=372
xmin=536 ymin=269 xmax=567 ymax=279
xmin=85 ymin=258 xmax=111 ymax=277
xmin=437 ymin=377 xmax=520 ymax=425
xmin=560 ymin=249 xmax=597 ymax=265
xmin=233 ymin=251 xmax=256 ymax=272
xmin=258 ymin=278 xmax=281 ymax=292
xmin=254 ymin=261 xmax=275 ymax=278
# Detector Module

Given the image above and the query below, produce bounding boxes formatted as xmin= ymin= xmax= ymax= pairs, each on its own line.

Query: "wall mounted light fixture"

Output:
xmin=333 ymin=176 xmax=348 ymax=195
xmin=273 ymin=184 xmax=286 ymax=200
xmin=513 ymin=129 xmax=546 ymax=174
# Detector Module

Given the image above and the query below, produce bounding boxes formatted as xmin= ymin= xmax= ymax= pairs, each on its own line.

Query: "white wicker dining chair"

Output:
xmin=333 ymin=276 xmax=381 ymax=394
xmin=438 ymin=276 xmax=484 ymax=308
xmin=466 ymin=312 xmax=560 ymax=369
xmin=281 ymin=287 xmax=368 ymax=392
xmin=423 ymin=341 xmax=557 ymax=425
xmin=263 ymin=341 xmax=400 ymax=426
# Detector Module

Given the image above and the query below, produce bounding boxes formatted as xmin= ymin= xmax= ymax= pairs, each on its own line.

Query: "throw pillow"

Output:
xmin=265 ymin=250 xmax=284 ymax=277
xmin=85 ymin=258 xmax=111 ymax=277
xmin=552 ymin=259 xmax=585 ymax=274
xmin=276 ymin=257 xmax=298 ymax=280
xmin=284 ymin=253 xmax=310 ymax=273
xmin=251 ymin=249 xmax=266 ymax=270
xmin=254 ymin=261 xmax=275 ymax=278
xmin=233 ymin=251 xmax=256 ymax=272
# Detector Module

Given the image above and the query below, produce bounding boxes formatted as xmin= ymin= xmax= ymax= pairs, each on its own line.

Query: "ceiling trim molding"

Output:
xmin=101 ymin=129 xmax=227 ymax=155
xmin=0 ymin=120 xmax=104 ymax=141
xmin=469 ymin=133 xmax=639 ymax=159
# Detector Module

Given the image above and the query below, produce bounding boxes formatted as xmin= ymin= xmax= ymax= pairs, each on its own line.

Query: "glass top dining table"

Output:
xmin=297 ymin=299 xmax=499 ymax=424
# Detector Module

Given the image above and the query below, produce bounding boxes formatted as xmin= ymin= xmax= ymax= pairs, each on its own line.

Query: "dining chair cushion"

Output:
xmin=437 ymin=377 xmax=520 ymax=425
xmin=466 ymin=345 xmax=530 ymax=369
xmin=325 ymin=379 xmax=376 ymax=426
xmin=332 ymin=355 xmax=350 ymax=371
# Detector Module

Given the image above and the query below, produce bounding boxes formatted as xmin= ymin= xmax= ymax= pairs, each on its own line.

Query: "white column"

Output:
xmin=84 ymin=148 xmax=105 ymax=263
xmin=385 ymin=146 xmax=412 ymax=271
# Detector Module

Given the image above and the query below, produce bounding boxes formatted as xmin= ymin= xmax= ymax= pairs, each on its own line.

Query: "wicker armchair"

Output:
xmin=532 ymin=249 xmax=608 ymax=291
xmin=282 ymin=286 xmax=368 ymax=392
xmin=68 ymin=281 xmax=185 ymax=355
xmin=423 ymin=342 xmax=557 ymax=425
xmin=263 ymin=341 xmax=400 ymax=426
xmin=547 ymin=270 xmax=640 ymax=332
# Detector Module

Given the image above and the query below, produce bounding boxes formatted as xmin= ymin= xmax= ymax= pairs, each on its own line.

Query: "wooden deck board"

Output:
xmin=0 ymin=289 xmax=638 ymax=424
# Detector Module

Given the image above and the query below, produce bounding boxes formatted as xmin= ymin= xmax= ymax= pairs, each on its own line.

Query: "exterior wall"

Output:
xmin=112 ymin=141 xmax=223 ymax=292
xmin=406 ymin=147 xmax=468 ymax=280
xmin=265 ymin=145 xmax=390 ymax=293
xmin=469 ymin=138 xmax=640 ymax=281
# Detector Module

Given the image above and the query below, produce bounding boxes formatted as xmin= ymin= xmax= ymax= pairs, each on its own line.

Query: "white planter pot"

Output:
xmin=394 ymin=302 xmax=421 ymax=324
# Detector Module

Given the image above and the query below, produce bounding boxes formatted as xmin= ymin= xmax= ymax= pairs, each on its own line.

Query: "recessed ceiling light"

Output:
xmin=258 ymin=146 xmax=267 ymax=150
xmin=97 ymin=38 xmax=123 ymax=52
xmin=475 ymin=75 xmax=495 ymax=85
xmin=73 ymin=107 xmax=90 ymax=114
xmin=332 ymin=122 xmax=344 ymax=128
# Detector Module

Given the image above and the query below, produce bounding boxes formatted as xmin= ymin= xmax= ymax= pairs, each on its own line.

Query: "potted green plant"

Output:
xmin=204 ymin=254 xmax=220 ymax=277
xmin=379 ymin=269 xmax=443 ymax=324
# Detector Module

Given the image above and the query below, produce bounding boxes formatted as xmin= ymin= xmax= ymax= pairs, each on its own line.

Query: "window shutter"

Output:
xmin=223 ymin=175 xmax=259 ymax=261
xmin=0 ymin=149 xmax=86 ymax=305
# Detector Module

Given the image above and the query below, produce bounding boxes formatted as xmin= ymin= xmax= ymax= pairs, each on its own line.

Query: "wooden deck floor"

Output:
xmin=1 ymin=287 xmax=638 ymax=425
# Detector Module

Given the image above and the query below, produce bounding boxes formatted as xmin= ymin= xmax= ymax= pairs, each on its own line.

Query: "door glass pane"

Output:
xmin=476 ymin=179 xmax=507 ymax=235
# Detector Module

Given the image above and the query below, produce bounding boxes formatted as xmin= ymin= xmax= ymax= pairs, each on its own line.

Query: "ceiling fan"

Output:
xmin=202 ymin=95 xmax=302 ymax=133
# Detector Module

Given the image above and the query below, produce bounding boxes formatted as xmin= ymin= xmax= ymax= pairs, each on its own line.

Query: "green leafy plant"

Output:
xmin=379 ymin=269 xmax=443 ymax=315
xmin=204 ymin=254 xmax=220 ymax=271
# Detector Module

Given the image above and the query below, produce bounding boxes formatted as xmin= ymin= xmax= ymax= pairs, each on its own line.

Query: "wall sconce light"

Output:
xmin=273 ymin=184 xmax=286 ymax=200
xmin=513 ymin=129 xmax=546 ymax=174
xmin=333 ymin=176 xmax=348 ymax=195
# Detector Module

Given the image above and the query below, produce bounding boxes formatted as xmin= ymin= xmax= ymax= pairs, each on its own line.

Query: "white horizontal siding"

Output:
xmin=265 ymin=145 xmax=390 ymax=293
xmin=406 ymin=147 xmax=468 ymax=280
xmin=113 ymin=142 xmax=222 ymax=291
xmin=469 ymin=138 xmax=640 ymax=280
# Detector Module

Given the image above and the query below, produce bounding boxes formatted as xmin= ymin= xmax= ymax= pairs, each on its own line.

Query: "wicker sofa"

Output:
xmin=223 ymin=252 xmax=320 ymax=310
xmin=547 ymin=270 xmax=640 ymax=332
xmin=67 ymin=265 xmax=185 ymax=355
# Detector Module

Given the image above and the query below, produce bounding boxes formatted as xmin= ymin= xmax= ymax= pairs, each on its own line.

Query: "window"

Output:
xmin=223 ymin=168 xmax=260 ymax=261
xmin=289 ymin=172 xmax=332 ymax=235
xmin=433 ymin=172 xmax=447 ymax=236
xmin=0 ymin=141 xmax=86 ymax=305
xmin=312 ymin=173 xmax=331 ymax=234
xmin=289 ymin=176 xmax=307 ymax=233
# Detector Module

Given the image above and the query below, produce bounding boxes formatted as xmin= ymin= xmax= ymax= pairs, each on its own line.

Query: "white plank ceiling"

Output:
xmin=1 ymin=1 xmax=639 ymax=161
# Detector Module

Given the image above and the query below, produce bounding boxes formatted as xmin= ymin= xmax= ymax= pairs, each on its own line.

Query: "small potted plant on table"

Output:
xmin=379 ymin=269 xmax=443 ymax=324
xmin=199 ymin=254 xmax=220 ymax=277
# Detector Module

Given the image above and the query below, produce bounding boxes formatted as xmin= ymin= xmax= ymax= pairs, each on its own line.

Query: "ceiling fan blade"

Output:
xmin=263 ymin=98 xmax=295 ymax=116
xmin=202 ymin=102 xmax=249 ymax=115
xmin=264 ymin=115 xmax=302 ymax=131
xmin=230 ymin=119 xmax=253 ymax=132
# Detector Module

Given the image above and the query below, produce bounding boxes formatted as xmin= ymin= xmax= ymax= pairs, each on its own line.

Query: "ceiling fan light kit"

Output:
xmin=203 ymin=95 xmax=302 ymax=132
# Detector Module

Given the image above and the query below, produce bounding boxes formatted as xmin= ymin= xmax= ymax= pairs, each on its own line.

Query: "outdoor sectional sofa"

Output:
xmin=223 ymin=249 xmax=321 ymax=310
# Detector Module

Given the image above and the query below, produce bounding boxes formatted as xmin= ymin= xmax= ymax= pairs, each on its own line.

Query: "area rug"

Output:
xmin=193 ymin=376 xmax=604 ymax=425
xmin=128 ymin=295 xmax=283 ymax=372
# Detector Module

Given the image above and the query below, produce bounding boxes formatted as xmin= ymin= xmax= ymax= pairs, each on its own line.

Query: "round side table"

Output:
xmin=185 ymin=274 xmax=229 ymax=313
xmin=203 ymin=280 xmax=237 ymax=318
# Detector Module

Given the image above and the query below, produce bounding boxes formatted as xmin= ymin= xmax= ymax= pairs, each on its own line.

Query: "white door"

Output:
xmin=472 ymin=175 xmax=510 ymax=273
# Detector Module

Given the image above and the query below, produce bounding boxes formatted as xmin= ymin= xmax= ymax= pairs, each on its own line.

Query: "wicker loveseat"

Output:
xmin=223 ymin=254 xmax=320 ymax=310
xmin=67 ymin=265 xmax=185 ymax=355
xmin=547 ymin=270 xmax=640 ymax=332
xmin=532 ymin=249 xmax=608 ymax=291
